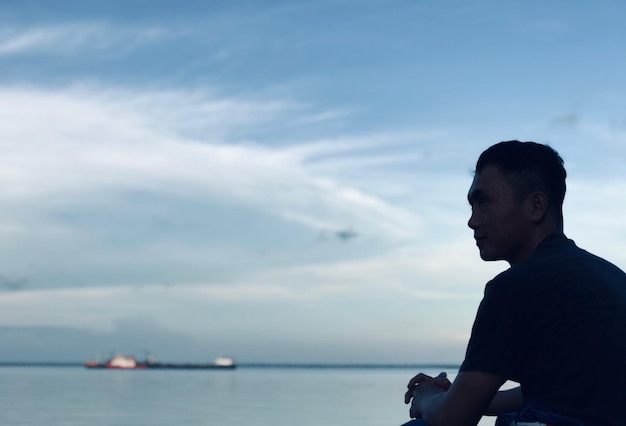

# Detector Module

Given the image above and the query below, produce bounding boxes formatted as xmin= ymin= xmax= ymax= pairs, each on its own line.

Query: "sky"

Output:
xmin=0 ymin=0 xmax=625 ymax=364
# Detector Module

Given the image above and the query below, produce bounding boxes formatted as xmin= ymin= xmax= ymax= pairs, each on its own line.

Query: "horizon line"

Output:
xmin=0 ymin=361 xmax=462 ymax=369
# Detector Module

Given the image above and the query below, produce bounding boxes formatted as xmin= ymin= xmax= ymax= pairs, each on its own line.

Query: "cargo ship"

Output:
xmin=84 ymin=354 xmax=236 ymax=370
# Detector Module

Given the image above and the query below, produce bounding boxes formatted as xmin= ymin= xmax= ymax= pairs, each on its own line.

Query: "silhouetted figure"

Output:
xmin=403 ymin=141 xmax=626 ymax=426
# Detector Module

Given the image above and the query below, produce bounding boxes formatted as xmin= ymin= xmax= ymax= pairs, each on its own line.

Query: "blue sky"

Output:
xmin=0 ymin=0 xmax=625 ymax=363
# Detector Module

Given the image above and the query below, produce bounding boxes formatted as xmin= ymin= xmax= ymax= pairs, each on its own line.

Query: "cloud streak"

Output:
xmin=0 ymin=22 xmax=170 ymax=56
xmin=0 ymin=84 xmax=443 ymax=292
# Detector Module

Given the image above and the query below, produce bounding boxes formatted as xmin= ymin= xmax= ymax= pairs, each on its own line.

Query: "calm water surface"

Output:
xmin=0 ymin=366 xmax=497 ymax=425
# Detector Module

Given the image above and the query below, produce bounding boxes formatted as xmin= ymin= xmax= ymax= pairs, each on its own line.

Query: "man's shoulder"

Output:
xmin=519 ymin=233 xmax=605 ymax=272
xmin=486 ymin=234 xmax=591 ymax=290
xmin=487 ymin=232 xmax=626 ymax=295
xmin=536 ymin=233 xmax=626 ymax=276
xmin=533 ymin=232 xmax=576 ymax=257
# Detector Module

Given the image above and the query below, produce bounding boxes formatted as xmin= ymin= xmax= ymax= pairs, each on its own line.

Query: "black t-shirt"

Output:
xmin=460 ymin=233 xmax=626 ymax=425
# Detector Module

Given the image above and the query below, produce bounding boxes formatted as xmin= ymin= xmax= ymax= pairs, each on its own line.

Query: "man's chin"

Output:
xmin=479 ymin=249 xmax=497 ymax=261
xmin=479 ymin=249 xmax=508 ymax=262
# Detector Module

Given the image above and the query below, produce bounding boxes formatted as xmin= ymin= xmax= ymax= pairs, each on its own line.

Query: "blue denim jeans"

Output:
xmin=507 ymin=400 xmax=595 ymax=425
xmin=399 ymin=420 xmax=427 ymax=426
xmin=399 ymin=401 xmax=593 ymax=426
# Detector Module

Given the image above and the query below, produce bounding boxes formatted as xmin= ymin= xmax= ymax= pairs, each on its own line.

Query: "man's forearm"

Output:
xmin=412 ymin=371 xmax=506 ymax=426
xmin=418 ymin=391 xmax=484 ymax=426
xmin=484 ymin=387 xmax=522 ymax=415
xmin=415 ymin=391 xmax=447 ymax=425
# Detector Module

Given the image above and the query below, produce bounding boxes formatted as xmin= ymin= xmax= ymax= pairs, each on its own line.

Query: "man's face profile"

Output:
xmin=467 ymin=165 xmax=531 ymax=265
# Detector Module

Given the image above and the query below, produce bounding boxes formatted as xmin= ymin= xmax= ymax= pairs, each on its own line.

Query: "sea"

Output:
xmin=0 ymin=365 xmax=500 ymax=426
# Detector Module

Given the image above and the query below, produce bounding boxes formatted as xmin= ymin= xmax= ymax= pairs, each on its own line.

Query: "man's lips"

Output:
xmin=474 ymin=235 xmax=486 ymax=246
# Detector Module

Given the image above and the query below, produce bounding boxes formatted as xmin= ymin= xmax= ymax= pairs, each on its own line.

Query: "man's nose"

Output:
xmin=468 ymin=209 xmax=479 ymax=230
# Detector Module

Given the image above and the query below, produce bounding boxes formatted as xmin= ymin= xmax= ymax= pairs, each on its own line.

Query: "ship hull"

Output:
xmin=84 ymin=362 xmax=236 ymax=370
xmin=84 ymin=355 xmax=236 ymax=370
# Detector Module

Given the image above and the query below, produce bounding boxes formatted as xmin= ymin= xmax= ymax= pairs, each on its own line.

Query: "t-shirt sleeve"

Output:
xmin=460 ymin=275 xmax=530 ymax=379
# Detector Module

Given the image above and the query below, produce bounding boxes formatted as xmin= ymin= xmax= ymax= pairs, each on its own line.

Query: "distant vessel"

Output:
xmin=84 ymin=354 xmax=236 ymax=370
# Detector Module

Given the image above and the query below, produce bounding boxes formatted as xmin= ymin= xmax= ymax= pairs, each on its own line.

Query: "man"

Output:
xmin=402 ymin=141 xmax=626 ymax=426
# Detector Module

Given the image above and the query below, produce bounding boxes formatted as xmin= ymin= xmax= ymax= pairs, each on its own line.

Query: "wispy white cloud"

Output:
xmin=2 ymin=83 xmax=625 ymax=298
xmin=0 ymin=84 xmax=440 ymax=293
xmin=0 ymin=85 xmax=437 ymax=241
xmin=0 ymin=22 xmax=170 ymax=56
xmin=0 ymin=234 xmax=497 ymax=332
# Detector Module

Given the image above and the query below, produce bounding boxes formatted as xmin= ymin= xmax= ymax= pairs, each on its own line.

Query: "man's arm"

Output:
xmin=484 ymin=387 xmax=522 ymax=415
xmin=411 ymin=371 xmax=507 ymax=426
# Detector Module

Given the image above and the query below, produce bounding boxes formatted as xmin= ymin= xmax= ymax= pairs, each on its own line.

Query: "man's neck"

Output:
xmin=508 ymin=225 xmax=561 ymax=266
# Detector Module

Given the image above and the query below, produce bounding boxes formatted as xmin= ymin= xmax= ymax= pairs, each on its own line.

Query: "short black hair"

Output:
xmin=476 ymin=140 xmax=567 ymax=220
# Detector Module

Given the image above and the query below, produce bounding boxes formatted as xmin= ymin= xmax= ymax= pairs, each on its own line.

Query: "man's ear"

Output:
xmin=528 ymin=191 xmax=549 ymax=222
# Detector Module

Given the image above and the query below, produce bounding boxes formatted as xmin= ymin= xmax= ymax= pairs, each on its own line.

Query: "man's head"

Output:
xmin=468 ymin=141 xmax=567 ymax=265
xmin=476 ymin=141 xmax=567 ymax=224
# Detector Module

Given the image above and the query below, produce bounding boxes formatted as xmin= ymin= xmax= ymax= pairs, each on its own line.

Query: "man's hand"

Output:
xmin=405 ymin=372 xmax=451 ymax=403
xmin=404 ymin=371 xmax=507 ymax=425
xmin=405 ymin=372 xmax=450 ymax=418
